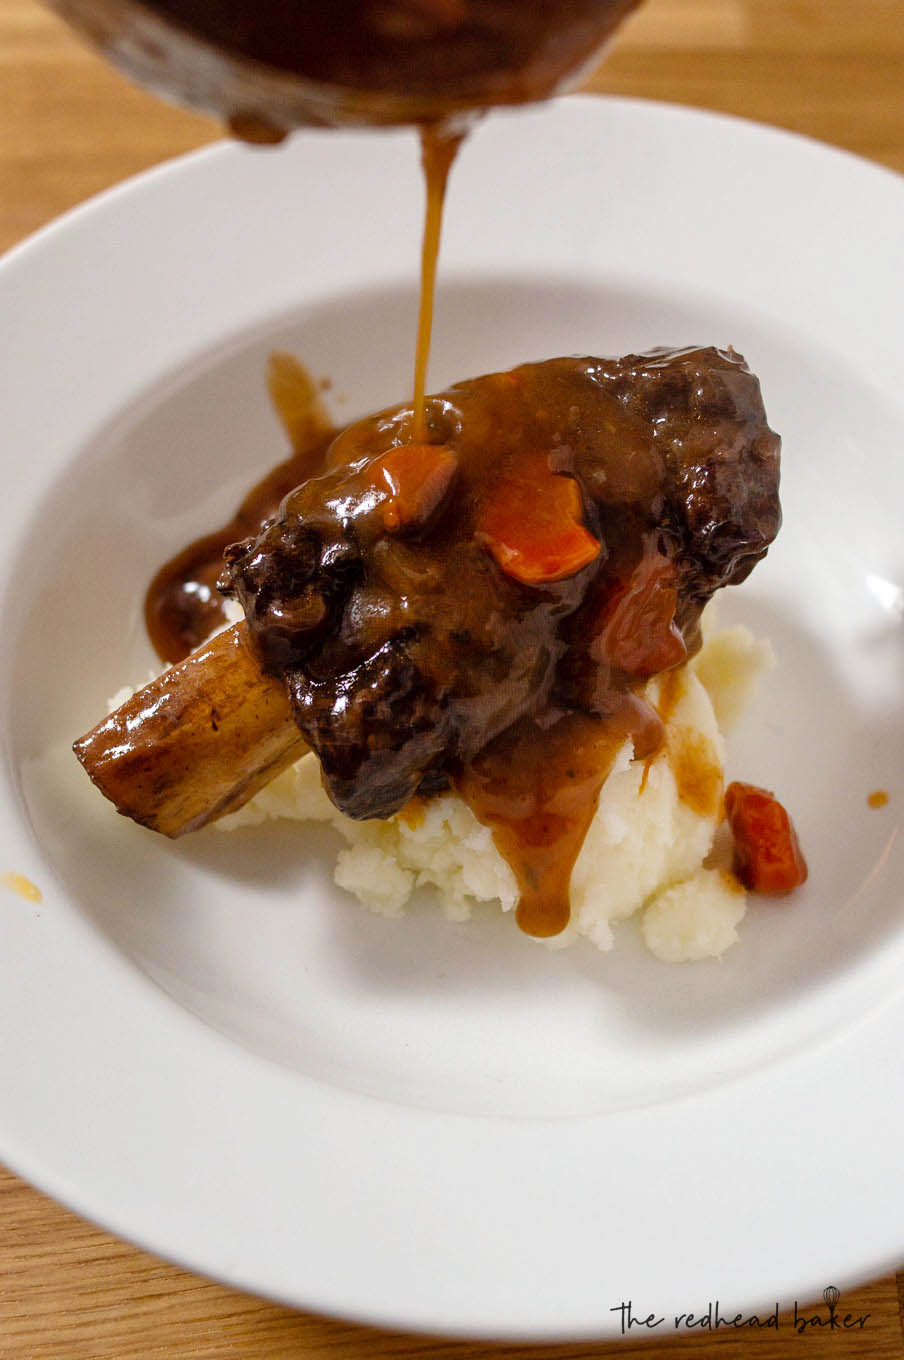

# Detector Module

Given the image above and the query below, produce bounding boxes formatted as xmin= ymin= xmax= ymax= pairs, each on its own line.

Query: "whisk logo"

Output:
xmin=793 ymin=1285 xmax=871 ymax=1334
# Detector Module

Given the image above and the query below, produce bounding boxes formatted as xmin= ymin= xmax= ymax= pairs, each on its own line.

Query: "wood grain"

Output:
xmin=2 ymin=0 xmax=903 ymax=1355
xmin=1 ymin=1163 xmax=903 ymax=1359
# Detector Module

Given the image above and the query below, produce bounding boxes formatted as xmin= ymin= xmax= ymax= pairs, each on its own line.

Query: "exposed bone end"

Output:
xmin=73 ymin=623 xmax=307 ymax=837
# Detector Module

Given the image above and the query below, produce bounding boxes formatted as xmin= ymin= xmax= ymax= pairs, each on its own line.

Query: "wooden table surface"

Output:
xmin=2 ymin=1 xmax=903 ymax=1356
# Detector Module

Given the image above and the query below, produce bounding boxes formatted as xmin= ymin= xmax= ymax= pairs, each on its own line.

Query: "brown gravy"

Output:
xmin=411 ymin=125 xmax=464 ymax=441
xmin=458 ymin=699 xmax=662 ymax=937
xmin=145 ymin=354 xmax=335 ymax=664
xmin=666 ymin=726 xmax=722 ymax=820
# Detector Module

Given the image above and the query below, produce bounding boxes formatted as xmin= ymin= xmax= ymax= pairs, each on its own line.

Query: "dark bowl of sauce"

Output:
xmin=47 ymin=0 xmax=640 ymax=133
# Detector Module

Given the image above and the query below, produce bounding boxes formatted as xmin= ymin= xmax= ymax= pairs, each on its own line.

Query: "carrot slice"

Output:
xmin=725 ymin=781 xmax=808 ymax=894
xmin=479 ymin=456 xmax=600 ymax=585
xmin=374 ymin=443 xmax=457 ymax=531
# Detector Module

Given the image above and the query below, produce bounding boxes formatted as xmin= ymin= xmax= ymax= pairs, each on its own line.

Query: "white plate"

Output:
xmin=1 ymin=97 xmax=903 ymax=1341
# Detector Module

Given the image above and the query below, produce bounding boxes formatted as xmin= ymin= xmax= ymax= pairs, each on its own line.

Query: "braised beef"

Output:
xmin=219 ymin=347 xmax=781 ymax=823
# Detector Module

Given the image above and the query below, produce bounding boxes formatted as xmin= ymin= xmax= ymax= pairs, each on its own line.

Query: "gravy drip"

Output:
xmin=411 ymin=125 xmax=464 ymax=441
xmin=458 ymin=698 xmax=663 ymax=937
xmin=145 ymin=355 xmax=335 ymax=664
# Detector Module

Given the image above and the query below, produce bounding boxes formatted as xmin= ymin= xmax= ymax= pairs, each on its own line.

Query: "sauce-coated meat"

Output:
xmin=219 ymin=348 xmax=781 ymax=867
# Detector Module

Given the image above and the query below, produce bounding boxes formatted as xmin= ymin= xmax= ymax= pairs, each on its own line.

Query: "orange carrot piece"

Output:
xmin=725 ymin=781 xmax=808 ymax=895
xmin=479 ymin=459 xmax=600 ymax=585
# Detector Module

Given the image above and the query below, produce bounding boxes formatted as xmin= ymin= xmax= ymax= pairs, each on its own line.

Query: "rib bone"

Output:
xmin=73 ymin=623 xmax=305 ymax=837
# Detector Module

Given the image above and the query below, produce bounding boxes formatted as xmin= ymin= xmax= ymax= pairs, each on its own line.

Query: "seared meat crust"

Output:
xmin=221 ymin=347 xmax=780 ymax=820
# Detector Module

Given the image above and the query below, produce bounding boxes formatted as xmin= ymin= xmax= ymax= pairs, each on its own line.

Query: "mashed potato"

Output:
xmin=209 ymin=614 xmax=773 ymax=962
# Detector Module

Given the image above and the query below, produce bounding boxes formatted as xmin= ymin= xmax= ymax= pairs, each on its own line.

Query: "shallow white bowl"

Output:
xmin=1 ymin=96 xmax=903 ymax=1339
